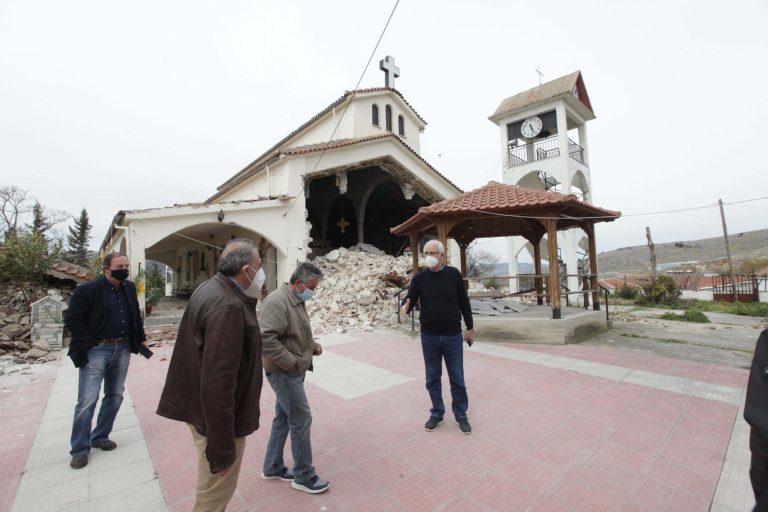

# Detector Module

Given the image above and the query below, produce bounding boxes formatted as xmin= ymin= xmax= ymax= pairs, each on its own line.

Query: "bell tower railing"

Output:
xmin=508 ymin=134 xmax=585 ymax=167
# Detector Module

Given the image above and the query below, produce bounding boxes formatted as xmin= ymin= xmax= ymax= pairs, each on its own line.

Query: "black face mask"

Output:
xmin=110 ymin=268 xmax=129 ymax=282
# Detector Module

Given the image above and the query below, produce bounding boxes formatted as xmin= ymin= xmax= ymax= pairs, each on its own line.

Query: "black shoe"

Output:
xmin=261 ymin=467 xmax=294 ymax=481
xmin=291 ymin=475 xmax=330 ymax=494
xmin=424 ymin=417 xmax=443 ymax=432
xmin=456 ymin=418 xmax=472 ymax=435
xmin=70 ymin=454 xmax=88 ymax=469
xmin=92 ymin=439 xmax=117 ymax=451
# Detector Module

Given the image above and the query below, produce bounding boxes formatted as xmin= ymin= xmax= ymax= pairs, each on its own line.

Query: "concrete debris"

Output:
xmin=306 ymin=248 xmax=416 ymax=335
xmin=0 ymin=282 xmax=74 ymax=369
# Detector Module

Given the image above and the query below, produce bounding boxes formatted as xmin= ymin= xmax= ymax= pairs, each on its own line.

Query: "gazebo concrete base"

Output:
xmin=472 ymin=305 xmax=608 ymax=344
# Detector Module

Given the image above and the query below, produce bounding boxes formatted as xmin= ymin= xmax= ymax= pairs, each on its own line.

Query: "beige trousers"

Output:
xmin=187 ymin=424 xmax=246 ymax=512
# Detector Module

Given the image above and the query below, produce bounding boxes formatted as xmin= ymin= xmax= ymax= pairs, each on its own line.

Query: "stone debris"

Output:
xmin=0 ymin=282 xmax=74 ymax=368
xmin=305 ymin=247 xmax=416 ymax=335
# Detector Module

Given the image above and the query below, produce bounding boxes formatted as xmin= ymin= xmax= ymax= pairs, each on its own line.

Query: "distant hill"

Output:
xmin=597 ymin=228 xmax=768 ymax=275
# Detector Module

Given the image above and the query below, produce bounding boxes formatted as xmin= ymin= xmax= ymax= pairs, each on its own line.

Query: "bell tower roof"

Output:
xmin=489 ymin=70 xmax=594 ymax=124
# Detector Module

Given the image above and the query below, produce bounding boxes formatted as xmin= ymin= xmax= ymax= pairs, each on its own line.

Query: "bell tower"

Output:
xmin=489 ymin=71 xmax=596 ymax=301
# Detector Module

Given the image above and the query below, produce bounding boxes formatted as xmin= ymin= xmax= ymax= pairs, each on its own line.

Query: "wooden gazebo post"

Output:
xmin=531 ymin=234 xmax=544 ymax=305
xmin=410 ymin=233 xmax=420 ymax=275
xmin=584 ymin=223 xmax=601 ymax=311
xmin=458 ymin=239 xmax=469 ymax=290
xmin=436 ymin=221 xmax=449 ymax=263
xmin=544 ymin=217 xmax=561 ymax=319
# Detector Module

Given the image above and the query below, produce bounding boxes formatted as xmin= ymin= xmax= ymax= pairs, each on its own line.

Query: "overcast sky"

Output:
xmin=1 ymin=0 xmax=766 ymax=261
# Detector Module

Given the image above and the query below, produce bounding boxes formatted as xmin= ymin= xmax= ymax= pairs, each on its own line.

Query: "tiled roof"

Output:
xmin=207 ymin=133 xmax=462 ymax=203
xmin=489 ymin=70 xmax=594 ymax=122
xmin=391 ymin=181 xmax=620 ymax=236
xmin=422 ymin=181 xmax=618 ymax=216
xmin=47 ymin=260 xmax=91 ymax=283
xmin=210 ymin=88 xmax=426 ymax=202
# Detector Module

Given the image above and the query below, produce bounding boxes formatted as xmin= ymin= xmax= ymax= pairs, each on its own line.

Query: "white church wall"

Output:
xmin=292 ymin=105 xmax=353 ymax=148
xmin=351 ymin=93 xmax=423 ymax=153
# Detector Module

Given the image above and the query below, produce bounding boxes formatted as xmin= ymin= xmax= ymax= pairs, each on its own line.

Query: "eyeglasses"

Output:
xmin=424 ymin=251 xmax=442 ymax=256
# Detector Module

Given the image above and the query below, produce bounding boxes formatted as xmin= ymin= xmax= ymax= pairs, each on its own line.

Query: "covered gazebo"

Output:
xmin=390 ymin=181 xmax=621 ymax=319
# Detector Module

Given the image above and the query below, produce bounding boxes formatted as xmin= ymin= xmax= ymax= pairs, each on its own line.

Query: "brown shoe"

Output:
xmin=92 ymin=439 xmax=117 ymax=451
xmin=70 ymin=454 xmax=88 ymax=469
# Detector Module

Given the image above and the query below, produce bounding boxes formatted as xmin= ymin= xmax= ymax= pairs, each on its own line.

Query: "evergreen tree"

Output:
xmin=66 ymin=208 xmax=92 ymax=266
xmin=28 ymin=201 xmax=50 ymax=237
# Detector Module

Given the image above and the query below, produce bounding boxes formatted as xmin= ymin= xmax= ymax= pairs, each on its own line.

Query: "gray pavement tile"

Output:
xmin=12 ymin=473 xmax=90 ymax=512
xmin=307 ymin=352 xmax=412 ymax=399
xmin=89 ymin=460 xmax=157 ymax=499
xmin=85 ymin=480 xmax=166 ymax=512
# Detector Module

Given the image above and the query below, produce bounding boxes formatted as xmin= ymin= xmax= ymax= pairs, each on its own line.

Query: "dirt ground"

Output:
xmin=588 ymin=305 xmax=767 ymax=369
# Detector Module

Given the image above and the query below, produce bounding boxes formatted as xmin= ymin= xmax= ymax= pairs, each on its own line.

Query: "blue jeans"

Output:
xmin=70 ymin=343 xmax=131 ymax=456
xmin=421 ymin=333 xmax=468 ymax=421
xmin=263 ymin=369 xmax=316 ymax=483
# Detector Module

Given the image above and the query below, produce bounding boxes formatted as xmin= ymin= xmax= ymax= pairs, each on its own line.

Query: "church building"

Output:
xmin=100 ymin=57 xmax=462 ymax=307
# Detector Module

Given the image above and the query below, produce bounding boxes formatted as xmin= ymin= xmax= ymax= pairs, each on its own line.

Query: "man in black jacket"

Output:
xmin=745 ymin=329 xmax=768 ymax=511
xmin=402 ymin=240 xmax=475 ymax=435
xmin=65 ymin=252 xmax=148 ymax=469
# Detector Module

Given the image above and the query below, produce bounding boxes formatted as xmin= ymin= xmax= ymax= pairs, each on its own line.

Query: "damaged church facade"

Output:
xmin=100 ymin=64 xmax=462 ymax=307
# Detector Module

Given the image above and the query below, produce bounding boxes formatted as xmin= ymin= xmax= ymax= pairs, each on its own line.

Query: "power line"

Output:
xmin=282 ymin=0 xmax=401 ymax=217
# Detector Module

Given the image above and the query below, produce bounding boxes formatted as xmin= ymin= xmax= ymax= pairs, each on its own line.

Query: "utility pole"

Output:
xmin=645 ymin=227 xmax=657 ymax=283
xmin=718 ymin=199 xmax=738 ymax=301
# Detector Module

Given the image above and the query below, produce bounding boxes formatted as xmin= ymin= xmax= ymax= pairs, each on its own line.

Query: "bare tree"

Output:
xmin=466 ymin=241 xmax=500 ymax=278
xmin=0 ymin=185 xmax=34 ymax=240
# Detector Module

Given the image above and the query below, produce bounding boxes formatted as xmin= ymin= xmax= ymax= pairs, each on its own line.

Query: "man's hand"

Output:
xmin=313 ymin=342 xmax=323 ymax=356
xmin=400 ymin=298 xmax=411 ymax=317
xmin=464 ymin=329 xmax=475 ymax=347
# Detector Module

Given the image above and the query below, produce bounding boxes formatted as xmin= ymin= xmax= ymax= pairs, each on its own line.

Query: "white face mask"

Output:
xmin=425 ymin=255 xmax=439 ymax=269
xmin=247 ymin=266 xmax=266 ymax=291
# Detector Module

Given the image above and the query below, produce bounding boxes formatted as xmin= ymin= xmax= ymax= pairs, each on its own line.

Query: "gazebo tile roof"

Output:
xmin=390 ymin=181 xmax=620 ymax=236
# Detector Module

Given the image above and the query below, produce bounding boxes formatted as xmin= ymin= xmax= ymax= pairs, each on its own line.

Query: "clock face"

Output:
xmin=521 ymin=116 xmax=543 ymax=139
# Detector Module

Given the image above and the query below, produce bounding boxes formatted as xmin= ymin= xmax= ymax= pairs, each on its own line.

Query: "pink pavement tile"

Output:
xmin=517 ymin=343 xmax=748 ymax=388
xmin=0 ymin=362 xmax=59 ymax=512
xmin=122 ymin=332 xmax=744 ymax=512
xmin=627 ymin=476 xmax=713 ymax=511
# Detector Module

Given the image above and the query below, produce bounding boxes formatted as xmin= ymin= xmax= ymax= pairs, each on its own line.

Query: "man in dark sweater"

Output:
xmin=402 ymin=240 xmax=475 ymax=434
xmin=745 ymin=329 xmax=768 ymax=511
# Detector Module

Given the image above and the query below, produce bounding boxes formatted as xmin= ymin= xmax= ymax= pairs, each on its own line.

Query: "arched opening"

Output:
xmin=326 ymin=196 xmax=357 ymax=248
xmin=571 ymin=171 xmax=590 ymax=201
xmin=145 ymin=222 xmax=280 ymax=295
xmin=363 ymin=180 xmax=423 ymax=255
xmin=398 ymin=115 xmax=405 ymax=136
xmin=371 ymin=104 xmax=380 ymax=126
xmin=385 ymin=105 xmax=393 ymax=131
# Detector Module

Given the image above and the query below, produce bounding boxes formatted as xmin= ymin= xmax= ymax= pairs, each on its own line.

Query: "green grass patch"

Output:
xmin=641 ymin=299 xmax=768 ymax=318
xmin=659 ymin=309 xmax=711 ymax=323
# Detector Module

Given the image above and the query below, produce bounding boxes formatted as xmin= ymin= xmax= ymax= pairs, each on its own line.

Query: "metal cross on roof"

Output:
xmin=379 ymin=55 xmax=400 ymax=89
xmin=535 ymin=66 xmax=544 ymax=85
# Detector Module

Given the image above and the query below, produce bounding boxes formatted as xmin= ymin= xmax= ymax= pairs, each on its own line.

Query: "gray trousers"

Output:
xmin=263 ymin=368 xmax=316 ymax=483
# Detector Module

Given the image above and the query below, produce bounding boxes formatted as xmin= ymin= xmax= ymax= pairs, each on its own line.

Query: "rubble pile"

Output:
xmin=0 ymin=282 xmax=74 ymax=367
xmin=306 ymin=246 xmax=415 ymax=334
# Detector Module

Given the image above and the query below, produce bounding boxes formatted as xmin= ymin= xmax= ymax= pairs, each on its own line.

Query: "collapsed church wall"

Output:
xmin=306 ymin=245 xmax=413 ymax=335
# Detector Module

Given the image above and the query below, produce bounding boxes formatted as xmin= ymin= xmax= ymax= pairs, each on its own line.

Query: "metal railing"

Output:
xmin=508 ymin=135 xmax=585 ymax=167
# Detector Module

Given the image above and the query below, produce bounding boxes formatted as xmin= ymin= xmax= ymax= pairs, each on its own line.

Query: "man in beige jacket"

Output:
xmin=259 ymin=262 xmax=330 ymax=494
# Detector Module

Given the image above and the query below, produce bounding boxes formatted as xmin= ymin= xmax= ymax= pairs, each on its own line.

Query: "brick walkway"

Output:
xmin=1 ymin=329 xmax=757 ymax=511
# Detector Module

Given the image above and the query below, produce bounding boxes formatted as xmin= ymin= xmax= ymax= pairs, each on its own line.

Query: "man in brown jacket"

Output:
xmin=156 ymin=238 xmax=264 ymax=512
xmin=260 ymin=262 xmax=329 ymax=494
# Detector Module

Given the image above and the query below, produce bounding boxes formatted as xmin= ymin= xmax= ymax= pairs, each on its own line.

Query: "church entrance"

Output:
xmin=305 ymin=166 xmax=428 ymax=256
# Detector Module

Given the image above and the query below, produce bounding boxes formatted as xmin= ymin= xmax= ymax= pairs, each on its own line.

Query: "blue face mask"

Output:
xmin=297 ymin=288 xmax=316 ymax=302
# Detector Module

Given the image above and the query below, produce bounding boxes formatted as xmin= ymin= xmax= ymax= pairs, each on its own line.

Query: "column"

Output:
xmin=533 ymin=238 xmax=543 ymax=305
xmin=546 ymin=218 xmax=561 ymax=319
xmin=585 ymin=223 xmax=600 ymax=311
xmin=410 ymin=233 xmax=419 ymax=275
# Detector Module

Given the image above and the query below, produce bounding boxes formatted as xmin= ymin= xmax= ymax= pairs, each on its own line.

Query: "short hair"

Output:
xmin=217 ymin=238 xmax=259 ymax=277
xmin=289 ymin=262 xmax=323 ymax=285
xmin=103 ymin=252 xmax=127 ymax=268
xmin=424 ymin=240 xmax=445 ymax=254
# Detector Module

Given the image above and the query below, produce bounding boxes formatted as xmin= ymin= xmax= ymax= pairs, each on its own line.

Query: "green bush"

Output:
xmin=660 ymin=309 xmax=710 ymax=323
xmin=636 ymin=275 xmax=682 ymax=307
xmin=732 ymin=302 xmax=768 ymax=318
xmin=616 ymin=284 xmax=639 ymax=300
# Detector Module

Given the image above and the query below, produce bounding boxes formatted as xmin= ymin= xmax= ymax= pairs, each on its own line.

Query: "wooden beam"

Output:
xmin=585 ymin=223 xmax=600 ymax=311
xmin=533 ymin=239 xmax=543 ymax=305
xmin=410 ymin=233 xmax=419 ymax=276
xmin=436 ymin=221 xmax=449 ymax=264
xmin=458 ymin=241 xmax=469 ymax=289
xmin=546 ymin=218 xmax=561 ymax=319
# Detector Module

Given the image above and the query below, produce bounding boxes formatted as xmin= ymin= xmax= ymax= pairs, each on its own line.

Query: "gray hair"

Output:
xmin=217 ymin=238 xmax=259 ymax=277
xmin=289 ymin=262 xmax=323 ymax=284
xmin=424 ymin=239 xmax=445 ymax=254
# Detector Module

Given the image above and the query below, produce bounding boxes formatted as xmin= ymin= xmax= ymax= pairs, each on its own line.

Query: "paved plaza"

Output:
xmin=0 ymin=329 xmax=758 ymax=511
